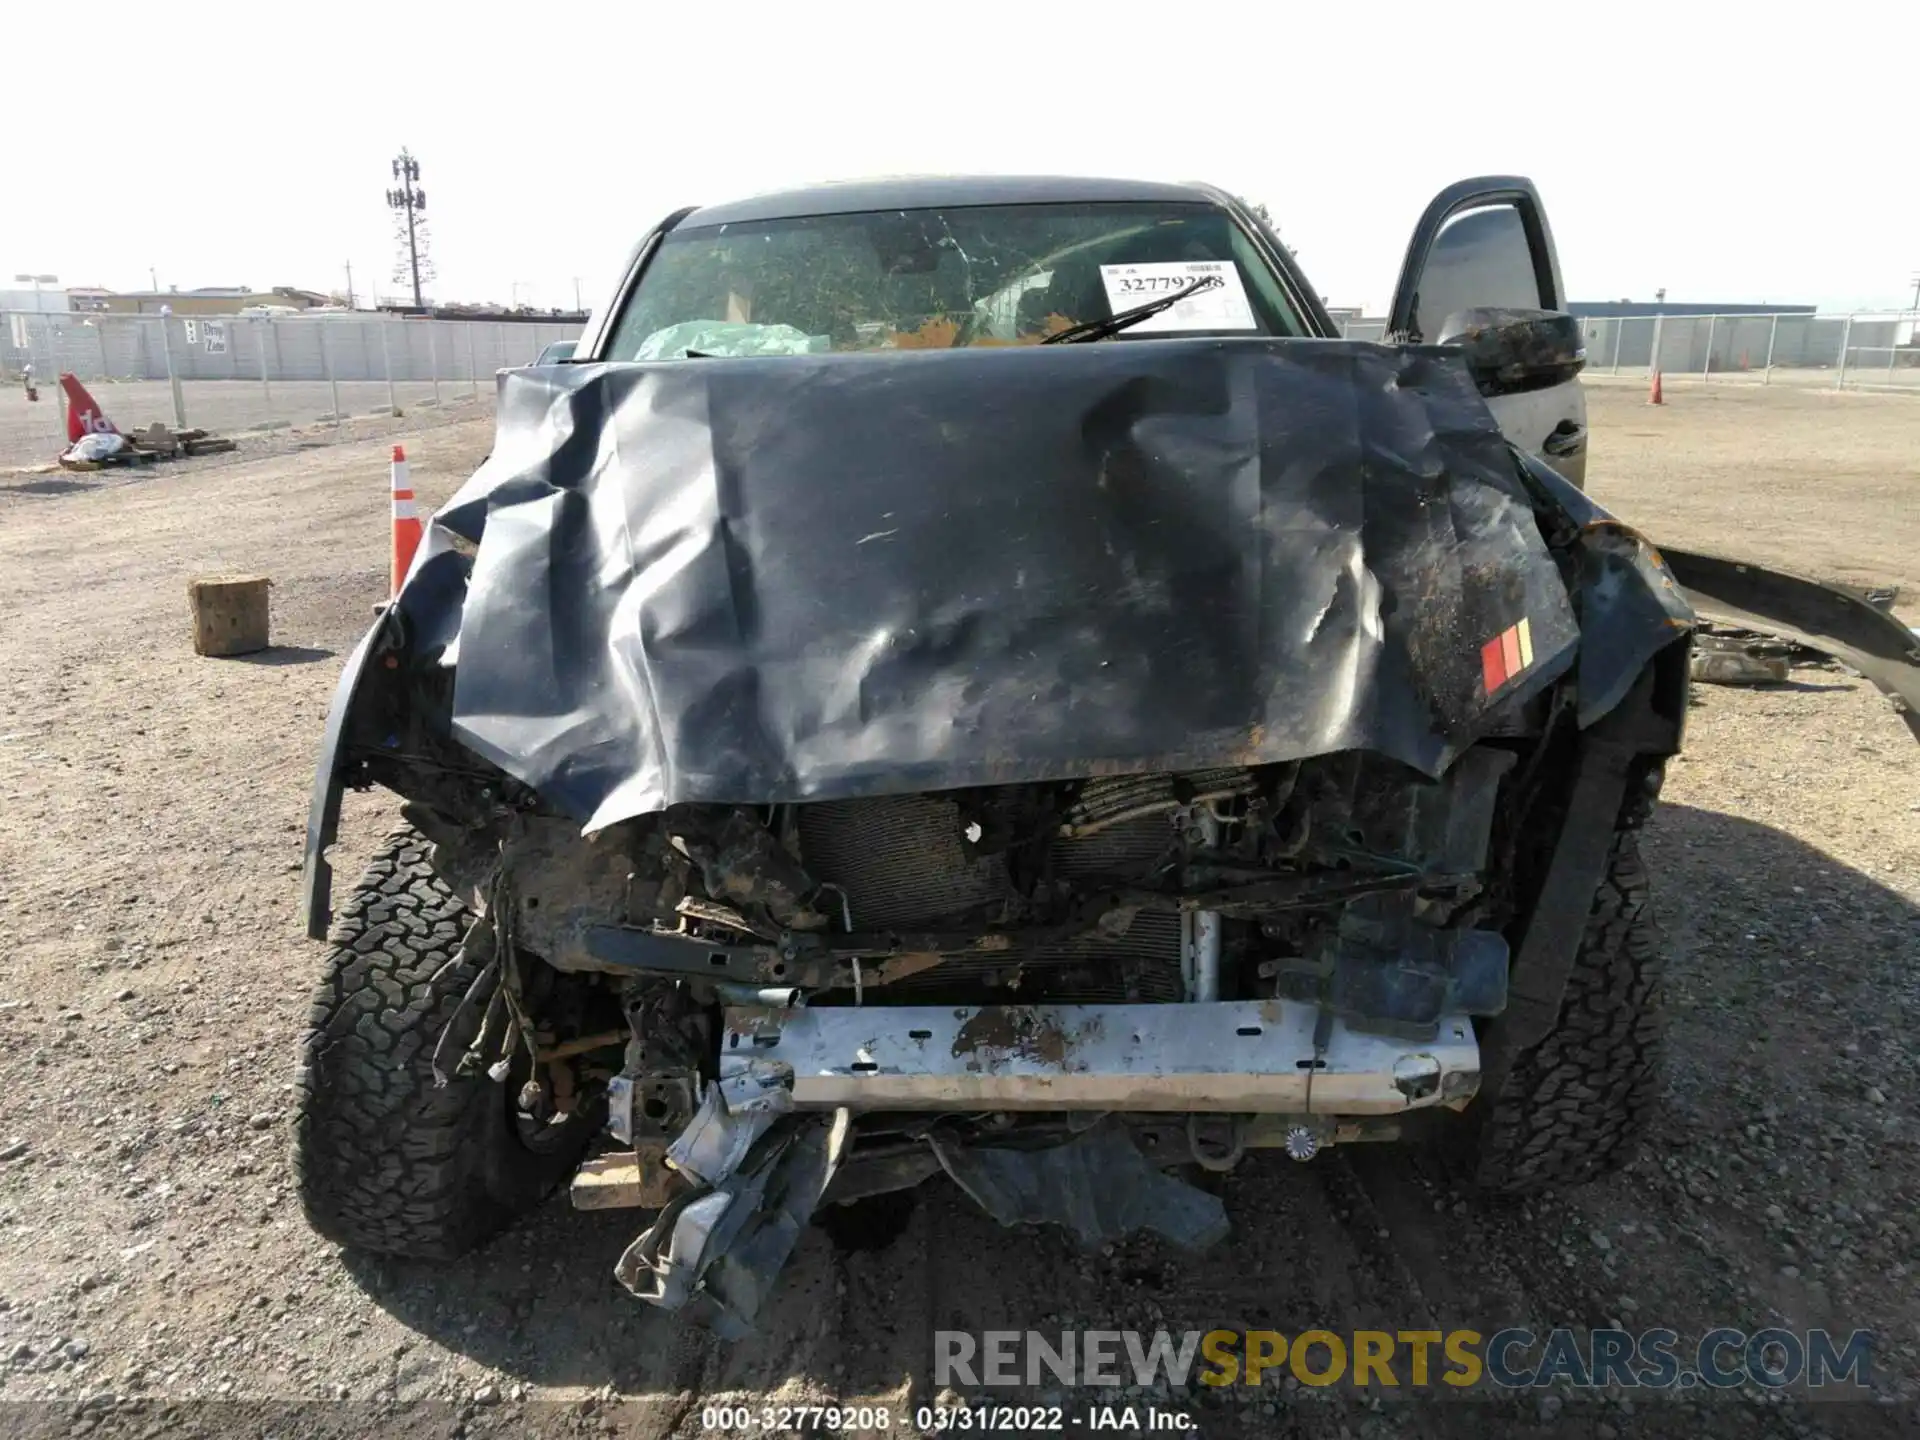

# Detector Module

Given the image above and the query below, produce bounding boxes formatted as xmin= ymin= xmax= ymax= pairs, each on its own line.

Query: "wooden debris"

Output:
xmin=63 ymin=422 xmax=232 ymax=468
xmin=139 ymin=422 xmax=181 ymax=458
xmin=188 ymin=574 xmax=271 ymax=657
xmin=570 ymin=1143 xmax=677 ymax=1211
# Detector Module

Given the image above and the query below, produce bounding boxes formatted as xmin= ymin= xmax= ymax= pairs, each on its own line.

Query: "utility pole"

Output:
xmin=344 ymin=261 xmax=356 ymax=308
xmin=385 ymin=149 xmax=434 ymax=309
xmin=572 ymin=276 xmax=583 ymax=312
xmin=1909 ymin=272 xmax=1919 ymax=313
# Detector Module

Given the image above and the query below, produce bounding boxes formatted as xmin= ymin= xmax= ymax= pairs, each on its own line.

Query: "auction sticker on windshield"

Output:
xmin=1098 ymin=261 xmax=1256 ymax=332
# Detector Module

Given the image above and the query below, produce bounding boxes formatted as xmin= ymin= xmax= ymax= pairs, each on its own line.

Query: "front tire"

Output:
xmin=294 ymin=830 xmax=596 ymax=1258
xmin=1466 ymin=823 xmax=1666 ymax=1193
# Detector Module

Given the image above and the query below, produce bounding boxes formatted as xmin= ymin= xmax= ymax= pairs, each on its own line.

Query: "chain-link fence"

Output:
xmin=1335 ymin=317 xmax=1390 ymax=344
xmin=8 ymin=304 xmax=1915 ymax=470
xmin=1335 ymin=310 xmax=1920 ymax=391
xmin=1574 ymin=312 xmax=1920 ymax=390
xmin=1 ymin=311 xmax=584 ymax=467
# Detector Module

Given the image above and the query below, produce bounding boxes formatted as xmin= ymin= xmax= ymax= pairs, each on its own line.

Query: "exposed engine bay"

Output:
xmin=398 ymin=736 xmax=1582 ymax=1334
xmin=453 ymin=750 xmax=1515 ymax=1013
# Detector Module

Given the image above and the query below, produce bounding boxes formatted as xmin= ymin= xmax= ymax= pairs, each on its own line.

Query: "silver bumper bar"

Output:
xmin=722 ymin=999 xmax=1480 ymax=1115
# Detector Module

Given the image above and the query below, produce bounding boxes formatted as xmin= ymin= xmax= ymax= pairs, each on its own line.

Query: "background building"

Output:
xmin=67 ymin=286 xmax=332 ymax=316
xmin=0 ymin=287 xmax=69 ymax=314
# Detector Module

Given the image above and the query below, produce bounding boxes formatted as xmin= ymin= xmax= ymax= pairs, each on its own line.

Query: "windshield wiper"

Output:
xmin=1040 ymin=273 xmax=1222 ymax=345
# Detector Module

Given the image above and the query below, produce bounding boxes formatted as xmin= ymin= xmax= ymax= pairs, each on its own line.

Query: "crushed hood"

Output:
xmin=396 ymin=339 xmax=1595 ymax=830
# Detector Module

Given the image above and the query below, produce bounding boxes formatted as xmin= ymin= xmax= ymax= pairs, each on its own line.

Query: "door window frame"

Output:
xmin=1385 ymin=177 xmax=1565 ymax=343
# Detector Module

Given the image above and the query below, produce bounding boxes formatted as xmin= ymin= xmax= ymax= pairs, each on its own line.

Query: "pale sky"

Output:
xmin=9 ymin=1 xmax=1916 ymax=315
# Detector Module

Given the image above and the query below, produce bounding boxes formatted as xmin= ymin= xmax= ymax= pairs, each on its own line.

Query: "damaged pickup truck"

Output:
xmin=294 ymin=175 xmax=1920 ymax=1336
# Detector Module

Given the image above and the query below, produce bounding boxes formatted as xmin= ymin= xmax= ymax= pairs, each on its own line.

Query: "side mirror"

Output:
xmin=1435 ymin=306 xmax=1585 ymax=396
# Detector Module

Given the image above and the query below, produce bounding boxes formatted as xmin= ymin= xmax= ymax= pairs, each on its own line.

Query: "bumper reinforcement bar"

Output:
xmin=721 ymin=999 xmax=1480 ymax=1115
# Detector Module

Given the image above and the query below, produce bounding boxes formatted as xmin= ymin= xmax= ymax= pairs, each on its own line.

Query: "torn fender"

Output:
xmin=1661 ymin=548 xmax=1920 ymax=744
xmin=299 ymin=623 xmax=383 ymax=939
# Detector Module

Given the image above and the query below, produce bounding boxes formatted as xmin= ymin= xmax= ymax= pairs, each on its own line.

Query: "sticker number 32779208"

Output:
xmin=1096 ymin=260 xmax=1258 ymax=333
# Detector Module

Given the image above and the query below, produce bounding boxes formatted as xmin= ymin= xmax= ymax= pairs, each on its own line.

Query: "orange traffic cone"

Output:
xmin=390 ymin=445 xmax=423 ymax=596
xmin=1647 ymin=370 xmax=1664 ymax=406
xmin=61 ymin=374 xmax=120 ymax=440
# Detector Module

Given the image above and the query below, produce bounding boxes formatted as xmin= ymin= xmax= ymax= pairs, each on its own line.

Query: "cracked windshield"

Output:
xmin=606 ymin=202 xmax=1306 ymax=359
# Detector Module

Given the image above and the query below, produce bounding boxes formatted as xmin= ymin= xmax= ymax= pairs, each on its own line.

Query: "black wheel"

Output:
xmin=1465 ymin=823 xmax=1666 ymax=1193
xmin=294 ymin=830 xmax=599 ymax=1258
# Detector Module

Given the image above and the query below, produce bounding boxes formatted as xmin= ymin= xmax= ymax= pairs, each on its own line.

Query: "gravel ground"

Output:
xmin=0 ymin=383 xmax=1915 ymax=1438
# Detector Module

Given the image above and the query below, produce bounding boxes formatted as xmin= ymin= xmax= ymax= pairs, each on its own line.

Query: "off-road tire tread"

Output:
xmin=294 ymin=830 xmax=572 ymax=1258
xmin=1471 ymin=826 xmax=1664 ymax=1193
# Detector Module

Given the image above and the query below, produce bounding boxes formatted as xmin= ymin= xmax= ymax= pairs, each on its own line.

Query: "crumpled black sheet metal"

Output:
xmin=930 ymin=1125 xmax=1231 ymax=1252
xmin=1510 ymin=453 xmax=1698 ymax=725
xmin=405 ymin=340 xmax=1583 ymax=830
xmin=615 ymin=1110 xmax=849 ymax=1340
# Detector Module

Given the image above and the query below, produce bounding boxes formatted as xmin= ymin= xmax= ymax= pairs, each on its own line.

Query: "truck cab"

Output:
xmin=573 ymin=173 xmax=1589 ymax=486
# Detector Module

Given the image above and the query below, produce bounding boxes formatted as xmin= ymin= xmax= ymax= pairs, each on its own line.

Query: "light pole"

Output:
xmin=14 ymin=272 xmax=58 ymax=307
xmin=157 ymin=303 xmax=186 ymax=428
xmin=14 ymin=273 xmax=59 ymax=380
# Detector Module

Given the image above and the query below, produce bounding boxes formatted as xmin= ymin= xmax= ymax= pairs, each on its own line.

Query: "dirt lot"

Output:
xmin=1584 ymin=378 xmax=1920 ymax=621
xmin=0 ymin=382 xmax=1915 ymax=1438
xmin=0 ymin=380 xmax=482 ymax=472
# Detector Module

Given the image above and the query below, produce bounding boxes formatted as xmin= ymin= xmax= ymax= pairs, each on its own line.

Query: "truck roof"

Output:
xmin=680 ymin=175 xmax=1229 ymax=229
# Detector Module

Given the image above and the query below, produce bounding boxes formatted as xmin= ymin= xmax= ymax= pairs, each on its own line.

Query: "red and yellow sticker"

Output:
xmin=1480 ymin=617 xmax=1535 ymax=695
